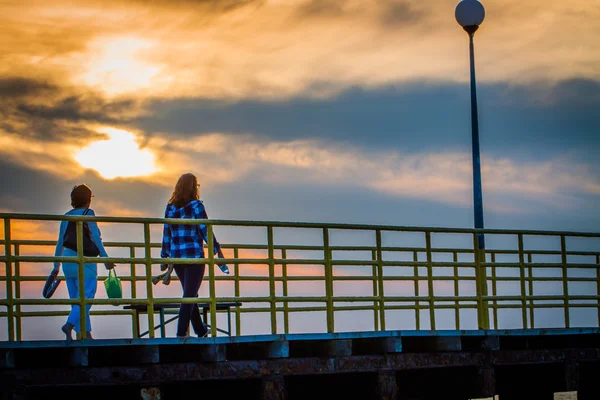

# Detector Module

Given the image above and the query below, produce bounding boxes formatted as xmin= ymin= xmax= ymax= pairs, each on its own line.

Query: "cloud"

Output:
xmin=2 ymin=95 xmax=599 ymax=217
xmin=92 ymin=201 xmax=148 ymax=218
xmin=1 ymin=0 xmax=599 ymax=101
xmin=143 ymin=132 xmax=600 ymax=212
xmin=0 ymin=214 xmax=57 ymax=242
xmin=0 ymin=132 xmax=83 ymax=178
xmin=2 ymin=119 xmax=598 ymax=213
xmin=0 ymin=77 xmax=55 ymax=98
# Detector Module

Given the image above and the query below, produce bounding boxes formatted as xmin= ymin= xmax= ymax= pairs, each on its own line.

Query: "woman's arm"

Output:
xmin=53 ymin=220 xmax=67 ymax=270
xmin=195 ymin=201 xmax=221 ymax=255
xmin=86 ymin=209 xmax=109 ymax=257
xmin=87 ymin=209 xmax=116 ymax=269
xmin=160 ymin=207 xmax=172 ymax=259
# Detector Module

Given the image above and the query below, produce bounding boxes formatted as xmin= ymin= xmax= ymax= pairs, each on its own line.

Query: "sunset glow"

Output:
xmin=75 ymin=36 xmax=163 ymax=96
xmin=74 ymin=127 xmax=158 ymax=179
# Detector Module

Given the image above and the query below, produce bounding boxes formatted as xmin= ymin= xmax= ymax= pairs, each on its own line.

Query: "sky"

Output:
xmin=0 ymin=0 xmax=599 ymax=340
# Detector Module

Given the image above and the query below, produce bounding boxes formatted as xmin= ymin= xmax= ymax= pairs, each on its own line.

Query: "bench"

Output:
xmin=123 ymin=302 xmax=242 ymax=338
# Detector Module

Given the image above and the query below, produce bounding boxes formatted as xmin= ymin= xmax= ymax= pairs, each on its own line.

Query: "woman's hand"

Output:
xmin=104 ymin=262 xmax=116 ymax=270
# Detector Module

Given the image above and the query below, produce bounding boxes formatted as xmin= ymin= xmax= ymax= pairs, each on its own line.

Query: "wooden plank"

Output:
xmin=227 ymin=340 xmax=289 ymax=361
xmin=88 ymin=345 xmax=158 ymax=366
xmin=159 ymin=343 xmax=226 ymax=363
xmin=289 ymin=339 xmax=352 ymax=358
xmin=353 ymin=337 xmax=402 ymax=355
xmin=402 ymin=336 xmax=462 ymax=352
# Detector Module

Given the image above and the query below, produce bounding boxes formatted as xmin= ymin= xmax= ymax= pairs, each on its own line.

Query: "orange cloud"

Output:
xmin=1 ymin=0 xmax=599 ymax=102
xmin=0 ymin=217 xmax=57 ymax=242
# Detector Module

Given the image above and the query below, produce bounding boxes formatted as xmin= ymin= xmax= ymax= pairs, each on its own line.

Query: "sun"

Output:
xmin=75 ymin=127 xmax=158 ymax=179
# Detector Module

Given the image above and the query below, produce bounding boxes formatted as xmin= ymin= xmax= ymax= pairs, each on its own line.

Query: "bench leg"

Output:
xmin=202 ymin=307 xmax=209 ymax=336
xmin=133 ymin=311 xmax=140 ymax=338
xmin=227 ymin=308 xmax=232 ymax=336
xmin=160 ymin=308 xmax=166 ymax=338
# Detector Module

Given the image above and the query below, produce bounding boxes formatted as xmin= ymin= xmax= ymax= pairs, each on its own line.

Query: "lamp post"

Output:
xmin=456 ymin=0 xmax=489 ymax=330
xmin=455 ymin=0 xmax=486 ymax=250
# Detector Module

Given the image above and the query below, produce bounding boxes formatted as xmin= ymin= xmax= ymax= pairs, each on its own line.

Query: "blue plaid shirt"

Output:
xmin=160 ymin=200 xmax=221 ymax=260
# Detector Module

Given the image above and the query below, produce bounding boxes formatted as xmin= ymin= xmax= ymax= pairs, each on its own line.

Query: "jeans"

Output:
xmin=174 ymin=264 xmax=206 ymax=337
xmin=62 ymin=248 xmax=98 ymax=333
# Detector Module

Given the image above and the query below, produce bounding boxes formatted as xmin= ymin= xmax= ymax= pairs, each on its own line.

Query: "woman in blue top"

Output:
xmin=54 ymin=184 xmax=115 ymax=341
xmin=161 ymin=173 xmax=226 ymax=338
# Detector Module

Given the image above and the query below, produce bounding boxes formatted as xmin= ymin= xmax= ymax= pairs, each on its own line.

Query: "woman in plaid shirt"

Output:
xmin=161 ymin=173 xmax=225 ymax=338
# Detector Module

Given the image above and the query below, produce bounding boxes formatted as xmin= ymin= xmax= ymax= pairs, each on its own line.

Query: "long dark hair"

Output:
xmin=168 ymin=173 xmax=199 ymax=208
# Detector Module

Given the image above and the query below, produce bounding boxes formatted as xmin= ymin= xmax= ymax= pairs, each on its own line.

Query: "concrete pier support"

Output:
xmin=377 ymin=370 xmax=399 ymax=400
xmin=261 ymin=374 xmax=287 ymax=400
xmin=474 ymin=366 xmax=496 ymax=398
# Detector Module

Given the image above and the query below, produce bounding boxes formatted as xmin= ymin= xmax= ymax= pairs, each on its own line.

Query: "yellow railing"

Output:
xmin=1 ymin=213 xmax=599 ymax=341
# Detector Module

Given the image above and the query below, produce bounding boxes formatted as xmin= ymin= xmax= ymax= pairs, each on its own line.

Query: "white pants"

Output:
xmin=62 ymin=248 xmax=98 ymax=333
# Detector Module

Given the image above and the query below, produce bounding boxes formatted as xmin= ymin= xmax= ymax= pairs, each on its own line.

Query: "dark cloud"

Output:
xmin=297 ymin=0 xmax=347 ymax=17
xmin=379 ymin=1 xmax=426 ymax=26
xmin=119 ymin=0 xmax=264 ymax=13
xmin=0 ymin=77 xmax=144 ymax=142
xmin=296 ymin=0 xmax=426 ymax=25
xmin=15 ymin=96 xmax=138 ymax=124
xmin=133 ymin=79 xmax=600 ymax=163
xmin=0 ymin=159 xmax=67 ymax=213
xmin=0 ymin=78 xmax=56 ymax=98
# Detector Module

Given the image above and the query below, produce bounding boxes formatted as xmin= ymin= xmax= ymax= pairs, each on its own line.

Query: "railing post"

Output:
xmin=323 ymin=227 xmax=334 ymax=333
xmin=130 ymin=245 xmax=137 ymax=299
xmin=453 ymin=251 xmax=460 ymax=329
xmin=561 ymin=235 xmax=570 ymax=328
xmin=130 ymin=245 xmax=138 ymax=338
xmin=376 ymin=230 xmax=385 ymax=331
xmin=527 ymin=252 xmax=535 ymax=329
xmin=207 ymin=224 xmax=217 ymax=337
xmin=234 ymin=247 xmax=242 ymax=336
xmin=490 ymin=252 xmax=498 ymax=330
xmin=4 ymin=218 xmax=15 ymax=341
xmin=281 ymin=248 xmax=289 ymax=334
xmin=518 ymin=234 xmax=528 ymax=328
xmin=371 ymin=249 xmax=379 ymax=331
xmin=473 ymin=233 xmax=489 ymax=330
xmin=413 ymin=250 xmax=420 ymax=330
xmin=14 ymin=243 xmax=22 ymax=341
xmin=267 ymin=226 xmax=277 ymax=334
xmin=425 ymin=232 xmax=435 ymax=330
xmin=143 ymin=223 xmax=155 ymax=338
xmin=76 ymin=220 xmax=87 ymax=337
xmin=597 ymin=254 xmax=600 ymax=329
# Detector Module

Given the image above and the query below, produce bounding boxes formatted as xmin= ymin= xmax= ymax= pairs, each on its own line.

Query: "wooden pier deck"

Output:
xmin=1 ymin=328 xmax=600 ymax=399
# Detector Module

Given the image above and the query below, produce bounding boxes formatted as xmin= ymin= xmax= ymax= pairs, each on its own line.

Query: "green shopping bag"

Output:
xmin=104 ymin=269 xmax=122 ymax=299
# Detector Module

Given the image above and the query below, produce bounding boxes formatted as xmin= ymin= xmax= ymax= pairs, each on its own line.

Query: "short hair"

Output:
xmin=70 ymin=184 xmax=93 ymax=208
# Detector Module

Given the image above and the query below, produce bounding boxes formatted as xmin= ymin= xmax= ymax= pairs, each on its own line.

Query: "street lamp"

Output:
xmin=455 ymin=0 xmax=486 ymax=250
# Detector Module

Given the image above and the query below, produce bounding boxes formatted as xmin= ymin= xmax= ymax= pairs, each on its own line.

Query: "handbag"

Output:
xmin=62 ymin=208 xmax=100 ymax=257
xmin=104 ymin=269 xmax=123 ymax=299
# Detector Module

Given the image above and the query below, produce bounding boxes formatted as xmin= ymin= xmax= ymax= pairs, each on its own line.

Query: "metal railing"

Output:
xmin=1 ymin=213 xmax=599 ymax=341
